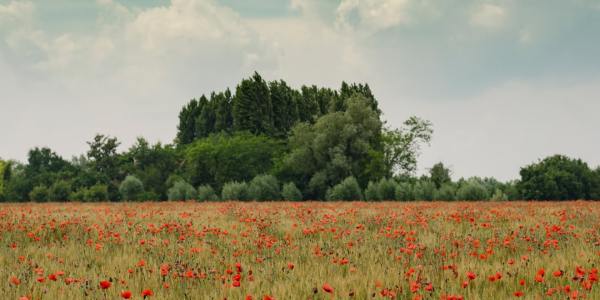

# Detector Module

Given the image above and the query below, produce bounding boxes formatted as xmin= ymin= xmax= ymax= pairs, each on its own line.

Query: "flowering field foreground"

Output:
xmin=1 ymin=202 xmax=599 ymax=300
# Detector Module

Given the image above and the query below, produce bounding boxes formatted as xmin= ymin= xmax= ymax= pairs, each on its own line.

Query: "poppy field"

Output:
xmin=1 ymin=201 xmax=599 ymax=300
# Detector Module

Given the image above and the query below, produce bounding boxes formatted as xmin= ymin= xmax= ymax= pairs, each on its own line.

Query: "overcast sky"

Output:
xmin=1 ymin=0 xmax=599 ymax=181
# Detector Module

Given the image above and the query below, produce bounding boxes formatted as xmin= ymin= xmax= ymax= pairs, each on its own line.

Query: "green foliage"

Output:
xmin=456 ymin=178 xmax=490 ymax=201
xmin=68 ymin=184 xmax=109 ymax=202
xmin=119 ymin=175 xmax=145 ymax=201
xmin=280 ymin=95 xmax=383 ymax=199
xmin=197 ymin=185 xmax=219 ymax=202
xmin=433 ymin=183 xmax=456 ymax=201
xmin=49 ymin=180 xmax=71 ymax=201
xmin=30 ymin=185 xmax=49 ymax=202
xmin=221 ymin=181 xmax=250 ymax=201
xmin=0 ymin=160 xmax=6 ymax=200
xmin=122 ymin=138 xmax=179 ymax=201
xmin=85 ymin=184 xmax=109 ymax=201
xmin=184 ymin=132 xmax=283 ymax=191
xmin=326 ymin=177 xmax=363 ymax=201
xmin=248 ymin=174 xmax=280 ymax=201
xmin=430 ymin=162 xmax=451 ymax=189
xmin=383 ymin=117 xmax=433 ymax=176
xmin=233 ymin=72 xmax=273 ymax=135
xmin=365 ymin=178 xmax=397 ymax=201
xmin=518 ymin=155 xmax=599 ymax=200
xmin=395 ymin=182 xmax=414 ymax=201
xmin=167 ymin=181 xmax=196 ymax=201
xmin=413 ymin=180 xmax=436 ymax=201
xmin=86 ymin=134 xmax=122 ymax=201
xmin=364 ymin=181 xmax=380 ymax=201
xmin=281 ymin=182 xmax=302 ymax=201
xmin=490 ymin=188 xmax=508 ymax=201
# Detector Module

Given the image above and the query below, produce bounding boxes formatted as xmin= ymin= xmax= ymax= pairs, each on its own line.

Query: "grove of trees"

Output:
xmin=1 ymin=73 xmax=599 ymax=202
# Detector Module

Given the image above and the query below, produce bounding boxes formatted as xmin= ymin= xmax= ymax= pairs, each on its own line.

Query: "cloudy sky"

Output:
xmin=1 ymin=0 xmax=599 ymax=180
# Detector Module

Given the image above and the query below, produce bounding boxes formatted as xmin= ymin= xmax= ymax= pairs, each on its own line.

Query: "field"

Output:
xmin=0 ymin=202 xmax=599 ymax=300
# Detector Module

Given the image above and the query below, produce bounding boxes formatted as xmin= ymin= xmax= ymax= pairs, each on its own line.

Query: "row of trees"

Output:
xmin=1 ymin=73 xmax=599 ymax=201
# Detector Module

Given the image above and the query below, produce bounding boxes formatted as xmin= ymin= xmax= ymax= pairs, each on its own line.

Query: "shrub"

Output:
xmin=85 ymin=184 xmax=109 ymax=201
xmin=197 ymin=185 xmax=219 ymax=201
xmin=30 ymin=185 xmax=49 ymax=202
xmin=378 ymin=178 xmax=397 ymax=200
xmin=248 ymin=174 xmax=280 ymax=201
xmin=167 ymin=180 xmax=197 ymax=201
xmin=49 ymin=180 xmax=71 ymax=201
xmin=433 ymin=183 xmax=456 ymax=201
xmin=456 ymin=179 xmax=489 ymax=201
xmin=490 ymin=188 xmax=508 ymax=201
xmin=119 ymin=175 xmax=145 ymax=201
xmin=221 ymin=181 xmax=250 ymax=201
xmin=140 ymin=191 xmax=160 ymax=201
xmin=282 ymin=182 xmax=302 ymax=201
xmin=69 ymin=189 xmax=86 ymax=201
xmin=364 ymin=181 xmax=381 ymax=201
xmin=395 ymin=182 xmax=414 ymax=201
xmin=413 ymin=180 xmax=435 ymax=201
xmin=326 ymin=176 xmax=363 ymax=201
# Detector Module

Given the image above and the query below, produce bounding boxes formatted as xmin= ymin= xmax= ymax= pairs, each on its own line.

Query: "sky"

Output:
xmin=1 ymin=0 xmax=599 ymax=181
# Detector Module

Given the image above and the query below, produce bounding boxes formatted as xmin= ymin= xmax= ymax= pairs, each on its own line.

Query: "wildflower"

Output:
xmin=100 ymin=280 xmax=111 ymax=289
xmin=323 ymin=283 xmax=334 ymax=293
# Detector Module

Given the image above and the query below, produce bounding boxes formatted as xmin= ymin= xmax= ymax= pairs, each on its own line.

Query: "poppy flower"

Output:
xmin=10 ymin=276 xmax=21 ymax=286
xmin=514 ymin=291 xmax=524 ymax=297
xmin=100 ymin=280 xmax=111 ymax=289
xmin=142 ymin=289 xmax=153 ymax=297
xmin=287 ymin=262 xmax=294 ymax=270
xmin=553 ymin=270 xmax=563 ymax=277
xmin=233 ymin=280 xmax=241 ymax=287
xmin=121 ymin=290 xmax=132 ymax=299
xmin=323 ymin=283 xmax=334 ymax=293
xmin=467 ymin=272 xmax=476 ymax=280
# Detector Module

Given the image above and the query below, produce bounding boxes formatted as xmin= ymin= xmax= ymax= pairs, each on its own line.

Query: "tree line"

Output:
xmin=1 ymin=73 xmax=599 ymax=201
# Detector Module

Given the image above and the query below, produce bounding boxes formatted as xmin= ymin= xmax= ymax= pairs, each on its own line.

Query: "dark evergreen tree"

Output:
xmin=214 ymin=89 xmax=233 ymax=133
xmin=269 ymin=80 xmax=299 ymax=137
xmin=176 ymin=99 xmax=200 ymax=145
xmin=233 ymin=72 xmax=273 ymax=135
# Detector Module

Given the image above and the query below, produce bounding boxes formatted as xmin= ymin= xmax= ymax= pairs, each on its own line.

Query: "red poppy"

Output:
xmin=121 ymin=290 xmax=132 ymax=299
xmin=467 ymin=272 xmax=476 ymax=280
xmin=142 ymin=289 xmax=154 ymax=297
xmin=514 ymin=291 xmax=524 ymax=297
xmin=10 ymin=276 xmax=21 ymax=286
xmin=323 ymin=283 xmax=334 ymax=293
xmin=553 ymin=270 xmax=563 ymax=277
xmin=233 ymin=280 xmax=241 ymax=287
xmin=100 ymin=280 xmax=111 ymax=289
xmin=287 ymin=262 xmax=294 ymax=270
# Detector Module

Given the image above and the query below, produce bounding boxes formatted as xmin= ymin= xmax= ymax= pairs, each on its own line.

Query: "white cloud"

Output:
xmin=335 ymin=0 xmax=412 ymax=33
xmin=470 ymin=3 xmax=506 ymax=29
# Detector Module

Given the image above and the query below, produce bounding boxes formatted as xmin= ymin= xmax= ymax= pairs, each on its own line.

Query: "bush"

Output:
xmin=167 ymin=180 xmax=197 ymax=201
xmin=197 ymin=185 xmax=219 ymax=201
xmin=456 ymin=179 xmax=489 ymax=201
xmin=326 ymin=176 xmax=363 ymax=201
xmin=119 ymin=175 xmax=145 ymax=201
xmin=395 ymin=182 xmax=414 ymax=201
xmin=69 ymin=189 xmax=86 ymax=201
xmin=30 ymin=185 xmax=49 ymax=202
xmin=221 ymin=181 xmax=250 ymax=201
xmin=85 ymin=184 xmax=109 ymax=201
xmin=49 ymin=180 xmax=71 ymax=201
xmin=433 ymin=183 xmax=456 ymax=201
xmin=364 ymin=181 xmax=381 ymax=201
xmin=140 ymin=191 xmax=160 ymax=201
xmin=413 ymin=180 xmax=435 ymax=201
xmin=490 ymin=188 xmax=508 ymax=201
xmin=248 ymin=174 xmax=280 ymax=201
xmin=378 ymin=178 xmax=397 ymax=200
xmin=282 ymin=182 xmax=302 ymax=201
